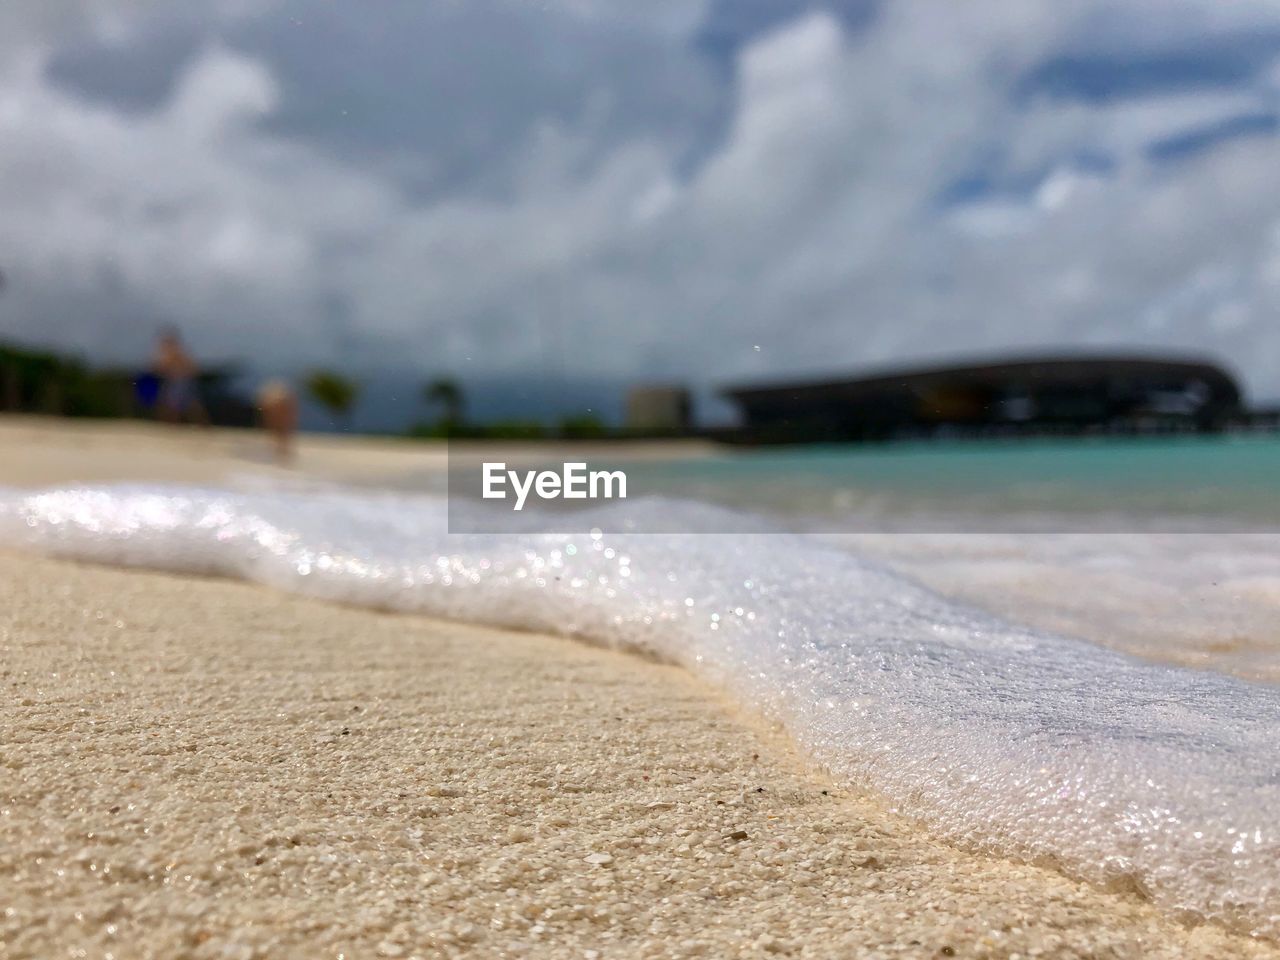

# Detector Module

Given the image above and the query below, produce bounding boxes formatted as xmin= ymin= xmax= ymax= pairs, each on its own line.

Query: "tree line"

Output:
xmin=302 ymin=369 xmax=608 ymax=439
xmin=0 ymin=342 xmax=609 ymax=439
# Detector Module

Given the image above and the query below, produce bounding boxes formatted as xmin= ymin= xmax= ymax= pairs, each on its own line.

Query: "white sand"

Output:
xmin=0 ymin=415 xmax=713 ymax=490
xmin=2 ymin=417 xmax=1277 ymax=959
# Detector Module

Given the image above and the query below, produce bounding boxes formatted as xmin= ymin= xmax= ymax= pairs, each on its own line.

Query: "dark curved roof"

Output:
xmin=721 ymin=354 xmax=1243 ymax=441
xmin=724 ymin=354 xmax=1241 ymax=406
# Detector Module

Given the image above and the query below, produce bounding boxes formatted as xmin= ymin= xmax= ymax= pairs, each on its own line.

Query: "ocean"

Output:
xmin=618 ymin=433 xmax=1280 ymax=531
xmin=3 ymin=433 xmax=1279 ymax=937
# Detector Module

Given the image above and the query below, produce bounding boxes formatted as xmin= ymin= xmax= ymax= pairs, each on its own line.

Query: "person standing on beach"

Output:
xmin=152 ymin=328 xmax=207 ymax=425
xmin=256 ymin=379 xmax=299 ymax=463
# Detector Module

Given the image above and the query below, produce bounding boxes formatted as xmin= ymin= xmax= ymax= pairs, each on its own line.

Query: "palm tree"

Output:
xmin=423 ymin=376 xmax=464 ymax=427
xmin=305 ymin=369 xmax=359 ymax=425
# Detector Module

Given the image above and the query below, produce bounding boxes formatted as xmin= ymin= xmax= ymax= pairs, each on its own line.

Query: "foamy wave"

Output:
xmin=3 ymin=484 xmax=1279 ymax=936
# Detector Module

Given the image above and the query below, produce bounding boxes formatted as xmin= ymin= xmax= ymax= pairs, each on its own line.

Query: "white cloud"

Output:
xmin=4 ymin=0 xmax=1280 ymax=404
xmin=166 ymin=44 xmax=276 ymax=136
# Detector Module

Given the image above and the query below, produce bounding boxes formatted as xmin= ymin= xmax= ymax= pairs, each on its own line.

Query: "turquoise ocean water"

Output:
xmin=621 ymin=433 xmax=1280 ymax=529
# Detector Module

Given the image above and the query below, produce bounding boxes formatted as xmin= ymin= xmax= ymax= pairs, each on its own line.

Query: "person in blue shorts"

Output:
xmin=152 ymin=328 xmax=207 ymax=425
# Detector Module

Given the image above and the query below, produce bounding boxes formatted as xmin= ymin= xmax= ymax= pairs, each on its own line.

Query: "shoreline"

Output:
xmin=2 ymin=416 xmax=1278 ymax=957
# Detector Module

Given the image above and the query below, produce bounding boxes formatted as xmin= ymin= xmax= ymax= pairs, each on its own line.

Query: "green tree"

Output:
xmin=423 ymin=376 xmax=465 ymax=426
xmin=558 ymin=413 xmax=607 ymax=439
xmin=305 ymin=369 xmax=360 ymax=424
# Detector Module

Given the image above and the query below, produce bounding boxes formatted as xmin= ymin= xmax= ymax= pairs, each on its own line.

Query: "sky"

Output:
xmin=3 ymin=0 xmax=1280 ymax=418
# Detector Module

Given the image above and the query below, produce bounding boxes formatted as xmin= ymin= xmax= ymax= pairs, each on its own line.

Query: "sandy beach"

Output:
xmin=0 ymin=415 xmax=715 ymax=490
xmin=2 ymin=417 xmax=1278 ymax=959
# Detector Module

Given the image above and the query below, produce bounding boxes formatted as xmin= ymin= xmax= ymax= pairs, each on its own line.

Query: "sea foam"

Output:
xmin=3 ymin=484 xmax=1279 ymax=936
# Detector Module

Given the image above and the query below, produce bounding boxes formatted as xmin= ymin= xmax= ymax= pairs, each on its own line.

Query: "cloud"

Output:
xmin=0 ymin=42 xmax=391 ymax=366
xmin=4 ymin=0 xmax=1280 ymax=406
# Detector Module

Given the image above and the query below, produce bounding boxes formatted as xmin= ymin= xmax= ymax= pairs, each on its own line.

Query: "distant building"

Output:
xmin=722 ymin=355 xmax=1244 ymax=443
xmin=626 ymin=385 xmax=692 ymax=433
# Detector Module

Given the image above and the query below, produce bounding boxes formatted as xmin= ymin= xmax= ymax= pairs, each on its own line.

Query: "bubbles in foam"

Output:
xmin=3 ymin=484 xmax=1279 ymax=937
